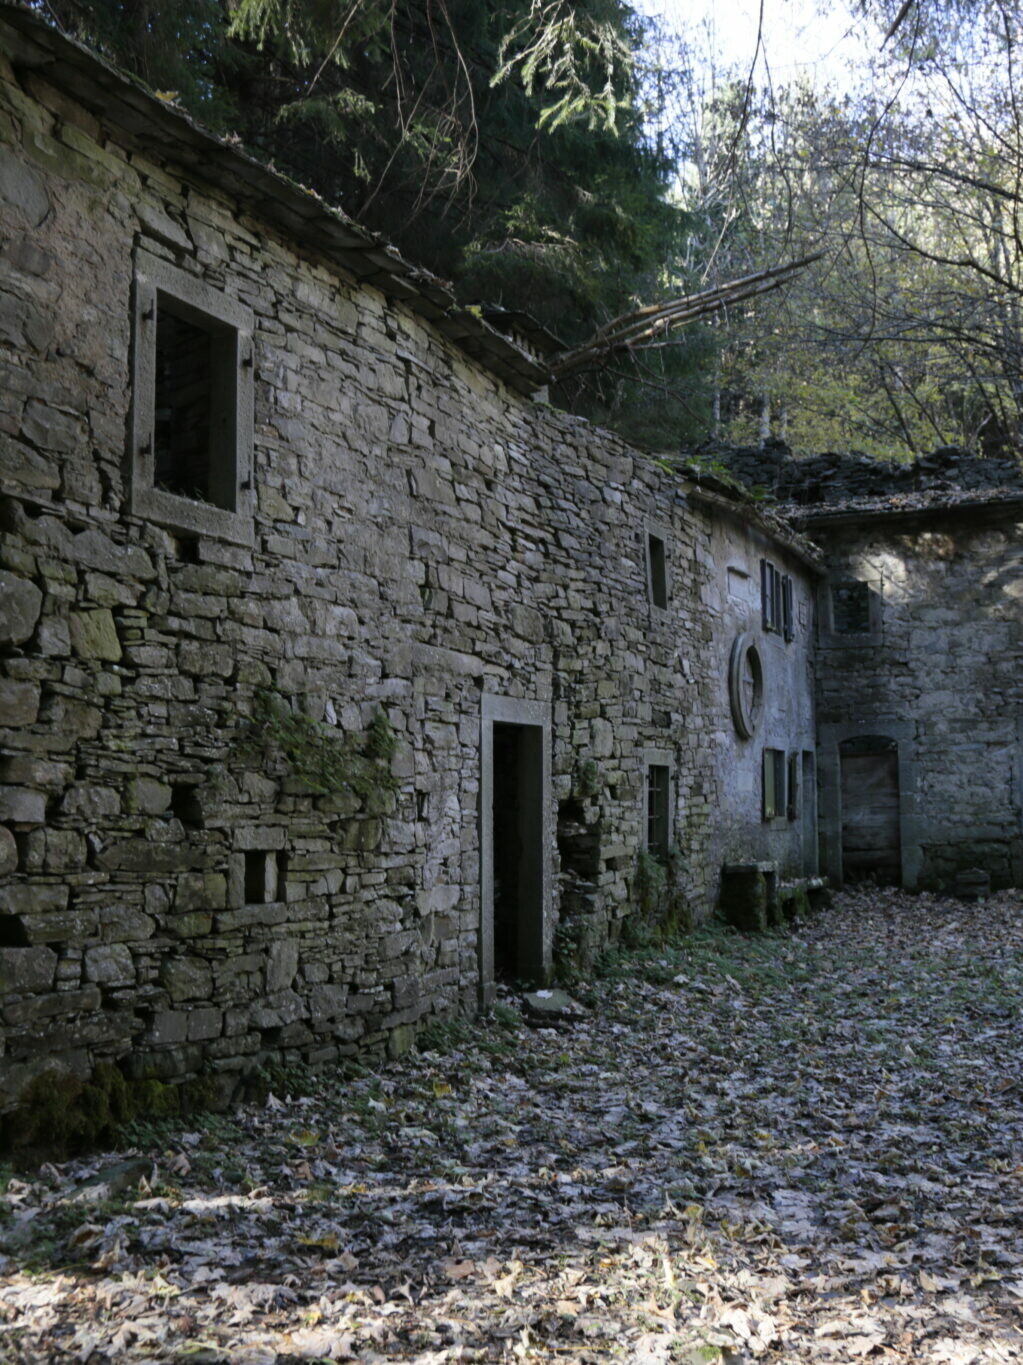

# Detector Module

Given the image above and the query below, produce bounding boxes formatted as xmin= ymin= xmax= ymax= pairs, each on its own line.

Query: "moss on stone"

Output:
xmin=0 ymin=1063 xmax=212 ymax=1160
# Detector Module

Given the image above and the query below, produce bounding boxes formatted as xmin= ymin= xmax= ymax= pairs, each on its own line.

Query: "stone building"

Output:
xmin=721 ymin=444 xmax=1023 ymax=893
xmin=0 ymin=7 xmax=820 ymax=1107
xmin=5 ymin=5 xmax=1017 ymax=1119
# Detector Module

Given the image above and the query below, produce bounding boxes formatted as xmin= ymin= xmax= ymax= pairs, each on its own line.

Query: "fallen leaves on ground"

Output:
xmin=2 ymin=887 xmax=1023 ymax=1363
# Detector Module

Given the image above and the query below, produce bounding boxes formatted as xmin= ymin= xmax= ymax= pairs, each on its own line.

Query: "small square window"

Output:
xmin=244 ymin=849 xmax=288 ymax=904
xmin=832 ymin=580 xmax=871 ymax=634
xmin=130 ymin=248 xmax=254 ymax=545
xmin=762 ymin=748 xmax=786 ymax=820
xmin=647 ymin=531 xmax=668 ymax=609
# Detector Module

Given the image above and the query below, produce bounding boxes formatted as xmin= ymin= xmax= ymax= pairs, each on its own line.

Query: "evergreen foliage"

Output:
xmin=44 ymin=0 xmax=715 ymax=447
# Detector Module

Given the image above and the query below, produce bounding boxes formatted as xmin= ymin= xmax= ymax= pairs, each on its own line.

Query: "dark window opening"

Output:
xmin=170 ymin=783 xmax=204 ymax=828
xmin=646 ymin=764 xmax=670 ymax=858
xmin=787 ymin=752 xmax=800 ymax=821
xmin=244 ymin=850 xmax=269 ymax=904
xmin=244 ymin=849 xmax=289 ymax=903
xmin=154 ymin=298 xmax=236 ymax=509
xmin=763 ymin=747 xmax=786 ymax=820
xmin=647 ymin=533 xmax=668 ymax=609
xmin=761 ymin=559 xmax=781 ymax=632
xmin=782 ymin=574 xmax=794 ymax=641
xmin=832 ymin=580 xmax=871 ymax=634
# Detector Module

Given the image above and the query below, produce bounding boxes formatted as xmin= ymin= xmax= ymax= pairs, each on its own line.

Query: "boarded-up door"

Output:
xmin=840 ymin=738 xmax=901 ymax=885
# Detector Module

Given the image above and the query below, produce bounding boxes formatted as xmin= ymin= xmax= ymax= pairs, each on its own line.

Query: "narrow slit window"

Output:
xmin=761 ymin=559 xmax=783 ymax=632
xmin=244 ymin=850 xmax=270 ymax=904
xmin=787 ymin=752 xmax=800 ymax=820
xmin=763 ymin=748 xmax=786 ymax=820
xmin=647 ymin=532 xmax=668 ymax=609
xmin=646 ymin=764 xmax=670 ymax=857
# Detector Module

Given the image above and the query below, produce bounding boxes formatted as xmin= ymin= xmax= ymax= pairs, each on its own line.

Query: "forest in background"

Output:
xmin=37 ymin=0 xmax=1023 ymax=460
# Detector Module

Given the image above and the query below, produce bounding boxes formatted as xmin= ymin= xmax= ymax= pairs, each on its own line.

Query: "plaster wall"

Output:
xmin=704 ymin=513 xmax=818 ymax=877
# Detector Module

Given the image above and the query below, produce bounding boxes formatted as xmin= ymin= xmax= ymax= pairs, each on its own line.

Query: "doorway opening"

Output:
xmin=491 ymin=721 xmax=544 ymax=981
xmin=840 ymin=735 xmax=901 ymax=884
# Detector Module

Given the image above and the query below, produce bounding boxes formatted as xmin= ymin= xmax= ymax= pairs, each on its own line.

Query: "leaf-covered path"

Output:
xmin=3 ymin=889 xmax=1023 ymax=1364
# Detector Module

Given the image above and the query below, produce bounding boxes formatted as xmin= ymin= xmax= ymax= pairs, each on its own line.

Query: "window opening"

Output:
xmin=244 ymin=851 xmax=270 ymax=904
xmin=244 ymin=849 xmax=288 ymax=904
xmin=131 ymin=248 xmax=253 ymax=544
xmin=761 ymin=560 xmax=781 ymax=632
xmin=155 ymin=302 xmax=216 ymax=503
xmin=782 ymin=575 xmax=794 ymax=641
xmin=787 ymin=752 xmax=800 ymax=820
xmin=646 ymin=764 xmax=670 ymax=857
xmin=647 ymin=532 xmax=668 ymax=609
xmin=762 ymin=747 xmax=786 ymax=820
xmin=832 ymin=580 xmax=871 ymax=634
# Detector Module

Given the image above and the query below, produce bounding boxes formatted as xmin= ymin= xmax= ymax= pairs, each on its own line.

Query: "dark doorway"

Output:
xmin=840 ymin=736 xmax=901 ymax=884
xmin=491 ymin=721 xmax=544 ymax=981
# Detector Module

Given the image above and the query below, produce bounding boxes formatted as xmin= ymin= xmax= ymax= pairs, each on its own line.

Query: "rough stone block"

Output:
xmin=0 ymin=826 xmax=17 ymax=877
xmin=0 ymin=786 xmax=45 ymax=825
xmin=175 ymin=872 xmax=227 ymax=912
xmin=0 ymin=678 xmax=40 ymax=725
xmin=187 ymin=1007 xmax=223 ymax=1041
xmin=61 ymin=784 xmax=121 ymax=820
xmin=84 ymin=943 xmax=135 ymax=987
xmin=125 ymin=777 xmax=172 ymax=815
xmin=161 ymin=956 xmax=214 ymax=1002
xmin=0 ymin=945 xmax=57 ymax=994
xmin=266 ymin=940 xmax=299 ymax=992
xmin=250 ymin=989 xmax=306 ymax=1030
xmin=69 ymin=608 xmax=122 ymax=661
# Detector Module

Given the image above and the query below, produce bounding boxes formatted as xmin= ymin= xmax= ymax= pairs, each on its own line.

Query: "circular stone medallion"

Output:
xmin=728 ymin=632 xmax=764 ymax=739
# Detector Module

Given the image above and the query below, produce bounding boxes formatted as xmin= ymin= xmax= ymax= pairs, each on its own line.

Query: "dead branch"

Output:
xmin=549 ymin=253 xmax=823 ymax=379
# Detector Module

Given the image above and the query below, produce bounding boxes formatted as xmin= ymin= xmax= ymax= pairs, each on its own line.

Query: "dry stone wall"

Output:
xmin=813 ymin=507 xmax=1023 ymax=891
xmin=0 ymin=37 xmax=816 ymax=1107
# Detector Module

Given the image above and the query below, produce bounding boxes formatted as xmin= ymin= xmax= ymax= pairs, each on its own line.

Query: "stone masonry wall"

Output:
xmin=813 ymin=508 xmax=1023 ymax=890
xmin=0 ymin=43 xmax=816 ymax=1107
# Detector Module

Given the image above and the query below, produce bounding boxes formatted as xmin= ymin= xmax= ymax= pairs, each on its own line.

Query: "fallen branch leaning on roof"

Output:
xmin=549 ymin=253 xmax=824 ymax=380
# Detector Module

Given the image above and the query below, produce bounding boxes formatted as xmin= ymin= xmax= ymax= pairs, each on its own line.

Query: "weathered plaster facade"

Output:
xmin=0 ymin=9 xmax=819 ymax=1108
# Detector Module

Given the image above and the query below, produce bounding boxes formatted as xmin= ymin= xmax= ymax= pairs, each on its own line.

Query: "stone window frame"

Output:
xmin=129 ymin=246 xmax=255 ymax=546
xmin=823 ymin=574 xmax=883 ymax=644
xmin=645 ymin=520 xmax=671 ymax=613
xmin=643 ymin=747 xmax=674 ymax=858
